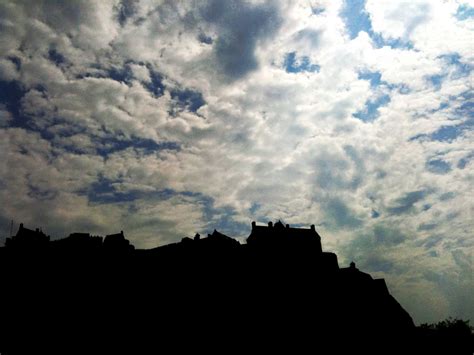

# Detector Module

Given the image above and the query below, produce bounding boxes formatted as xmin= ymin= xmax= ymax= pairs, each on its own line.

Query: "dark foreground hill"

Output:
xmin=0 ymin=221 xmax=472 ymax=354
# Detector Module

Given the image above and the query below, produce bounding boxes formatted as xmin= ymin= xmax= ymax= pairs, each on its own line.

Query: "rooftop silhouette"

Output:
xmin=0 ymin=221 xmax=472 ymax=354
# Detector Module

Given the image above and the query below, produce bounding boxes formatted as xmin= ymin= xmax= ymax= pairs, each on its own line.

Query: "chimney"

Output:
xmin=194 ymin=233 xmax=201 ymax=241
xmin=19 ymin=223 xmax=24 ymax=230
xmin=251 ymin=221 xmax=256 ymax=229
xmin=310 ymin=224 xmax=315 ymax=231
xmin=286 ymin=224 xmax=290 ymax=228
xmin=268 ymin=221 xmax=273 ymax=228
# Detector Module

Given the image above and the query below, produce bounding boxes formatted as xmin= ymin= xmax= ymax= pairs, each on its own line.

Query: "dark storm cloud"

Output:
xmin=200 ymin=0 xmax=282 ymax=79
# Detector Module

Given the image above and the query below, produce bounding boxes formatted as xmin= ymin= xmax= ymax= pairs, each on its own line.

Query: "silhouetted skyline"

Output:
xmin=1 ymin=220 xmax=472 ymax=354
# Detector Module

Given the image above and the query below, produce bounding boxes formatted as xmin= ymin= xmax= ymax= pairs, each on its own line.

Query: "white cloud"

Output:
xmin=129 ymin=63 xmax=151 ymax=83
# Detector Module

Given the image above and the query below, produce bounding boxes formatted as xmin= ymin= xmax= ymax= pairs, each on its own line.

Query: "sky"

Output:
xmin=0 ymin=0 xmax=473 ymax=324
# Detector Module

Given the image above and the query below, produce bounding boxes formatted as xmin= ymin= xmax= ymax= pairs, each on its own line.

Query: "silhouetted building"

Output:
xmin=246 ymin=221 xmax=339 ymax=270
xmin=4 ymin=223 xmax=50 ymax=249
xmin=50 ymin=232 xmax=103 ymax=251
xmin=247 ymin=220 xmax=323 ymax=253
xmin=104 ymin=231 xmax=134 ymax=252
xmin=205 ymin=229 xmax=240 ymax=247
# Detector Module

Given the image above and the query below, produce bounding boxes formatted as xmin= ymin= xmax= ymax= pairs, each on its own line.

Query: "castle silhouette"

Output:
xmin=0 ymin=221 xmax=471 ymax=354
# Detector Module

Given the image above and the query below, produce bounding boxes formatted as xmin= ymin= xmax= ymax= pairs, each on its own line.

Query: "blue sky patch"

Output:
xmin=180 ymin=191 xmax=249 ymax=237
xmin=456 ymin=4 xmax=474 ymax=20
xmin=27 ymin=182 xmax=58 ymax=201
xmin=324 ymin=197 xmax=362 ymax=228
xmin=456 ymin=101 xmax=474 ymax=119
xmin=411 ymin=113 xmax=473 ymax=143
xmin=107 ymin=65 xmax=134 ymax=85
xmin=457 ymin=153 xmax=474 ymax=169
xmin=95 ymin=136 xmax=180 ymax=156
xmin=439 ymin=53 xmax=473 ymax=79
xmin=431 ymin=124 xmax=466 ymax=142
xmin=0 ymin=80 xmax=25 ymax=122
xmin=353 ymin=94 xmax=390 ymax=122
xmin=340 ymin=0 xmax=372 ymax=40
xmin=426 ymin=159 xmax=452 ymax=174
xmin=171 ymin=88 xmax=206 ymax=113
xmin=86 ymin=178 xmax=178 ymax=204
xmin=358 ymin=71 xmax=382 ymax=88
xmin=48 ymin=49 xmax=66 ymax=65
xmin=426 ymin=74 xmax=445 ymax=91
xmin=387 ymin=190 xmax=428 ymax=215
xmin=88 ymin=186 xmax=250 ymax=238
xmin=284 ymin=52 xmax=320 ymax=73
xmin=204 ymin=203 xmax=248 ymax=237
xmin=144 ymin=67 xmax=165 ymax=97
xmin=104 ymin=63 xmax=166 ymax=98
xmin=249 ymin=202 xmax=261 ymax=215
xmin=370 ymin=34 xmax=414 ymax=50
xmin=340 ymin=0 xmax=413 ymax=49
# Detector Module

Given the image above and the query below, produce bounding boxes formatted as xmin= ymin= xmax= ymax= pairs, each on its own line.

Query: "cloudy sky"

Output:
xmin=0 ymin=0 xmax=473 ymax=323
